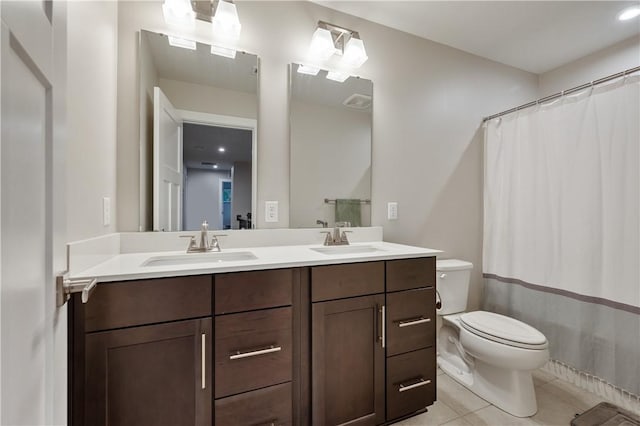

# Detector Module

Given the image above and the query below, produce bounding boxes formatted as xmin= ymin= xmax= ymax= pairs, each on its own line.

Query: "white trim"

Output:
xmin=178 ymin=109 xmax=257 ymax=229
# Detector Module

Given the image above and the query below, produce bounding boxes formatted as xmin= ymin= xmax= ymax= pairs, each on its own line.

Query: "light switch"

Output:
xmin=387 ymin=202 xmax=398 ymax=220
xmin=265 ymin=201 xmax=278 ymax=223
xmin=103 ymin=197 xmax=111 ymax=226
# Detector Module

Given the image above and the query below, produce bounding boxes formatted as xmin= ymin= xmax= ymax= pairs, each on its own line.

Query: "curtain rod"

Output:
xmin=482 ymin=65 xmax=640 ymax=123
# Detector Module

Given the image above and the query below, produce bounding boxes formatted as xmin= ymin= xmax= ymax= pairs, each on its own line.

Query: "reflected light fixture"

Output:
xmin=167 ymin=35 xmax=197 ymax=50
xmin=304 ymin=21 xmax=368 ymax=83
xmin=326 ymin=71 xmax=350 ymax=83
xmin=618 ymin=6 xmax=640 ymax=20
xmin=297 ymin=64 xmax=320 ymax=76
xmin=218 ymin=147 xmax=226 ymax=152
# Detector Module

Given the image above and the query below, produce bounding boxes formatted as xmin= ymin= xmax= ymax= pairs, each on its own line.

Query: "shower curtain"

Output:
xmin=482 ymin=74 xmax=640 ymax=396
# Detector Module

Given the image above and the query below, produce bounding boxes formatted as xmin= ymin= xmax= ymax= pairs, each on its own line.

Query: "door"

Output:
xmin=85 ymin=318 xmax=212 ymax=426
xmin=220 ymin=179 xmax=231 ymax=229
xmin=1 ymin=2 xmax=67 ymax=425
xmin=153 ymin=86 xmax=183 ymax=231
xmin=312 ymin=295 xmax=385 ymax=426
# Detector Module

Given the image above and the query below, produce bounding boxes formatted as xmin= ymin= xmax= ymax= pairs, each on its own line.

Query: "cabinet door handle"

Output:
xmin=229 ymin=345 xmax=281 ymax=360
xmin=381 ymin=305 xmax=386 ymax=348
xmin=398 ymin=317 xmax=431 ymax=328
xmin=201 ymin=333 xmax=206 ymax=390
xmin=399 ymin=378 xmax=431 ymax=392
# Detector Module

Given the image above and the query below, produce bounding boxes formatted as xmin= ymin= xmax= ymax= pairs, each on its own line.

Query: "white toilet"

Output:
xmin=436 ymin=259 xmax=549 ymax=417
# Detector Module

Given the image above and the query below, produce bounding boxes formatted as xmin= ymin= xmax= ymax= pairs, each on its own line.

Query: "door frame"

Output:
xmin=179 ymin=110 xmax=257 ymax=229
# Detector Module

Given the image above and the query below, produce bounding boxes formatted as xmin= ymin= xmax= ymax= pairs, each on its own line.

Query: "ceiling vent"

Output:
xmin=343 ymin=93 xmax=372 ymax=110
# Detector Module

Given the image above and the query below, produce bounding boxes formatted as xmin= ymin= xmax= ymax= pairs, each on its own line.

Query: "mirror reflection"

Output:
xmin=139 ymin=30 xmax=258 ymax=232
xmin=289 ymin=64 xmax=372 ymax=228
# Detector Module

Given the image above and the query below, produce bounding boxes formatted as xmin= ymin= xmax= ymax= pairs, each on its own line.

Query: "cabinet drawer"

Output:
xmin=386 ymin=257 xmax=435 ymax=292
xmin=386 ymin=288 xmax=435 ymax=356
xmin=215 ymin=307 xmax=292 ymax=398
xmin=215 ymin=269 xmax=293 ymax=315
xmin=386 ymin=349 xmax=436 ymax=421
xmin=215 ymin=382 xmax=292 ymax=426
xmin=311 ymin=262 xmax=384 ymax=302
xmin=84 ymin=275 xmax=212 ymax=332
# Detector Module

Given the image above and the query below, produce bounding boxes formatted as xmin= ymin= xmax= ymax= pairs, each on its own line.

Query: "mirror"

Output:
xmin=139 ymin=30 xmax=258 ymax=232
xmin=289 ymin=64 xmax=372 ymax=228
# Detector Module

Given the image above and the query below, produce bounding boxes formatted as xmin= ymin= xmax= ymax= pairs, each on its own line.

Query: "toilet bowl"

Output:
xmin=436 ymin=260 xmax=549 ymax=417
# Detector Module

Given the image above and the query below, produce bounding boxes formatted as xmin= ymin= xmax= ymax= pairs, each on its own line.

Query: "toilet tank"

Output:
xmin=436 ymin=259 xmax=473 ymax=315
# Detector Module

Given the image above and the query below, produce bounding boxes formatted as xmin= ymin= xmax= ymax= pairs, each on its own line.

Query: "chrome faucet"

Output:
xmin=321 ymin=221 xmax=352 ymax=246
xmin=180 ymin=221 xmax=226 ymax=253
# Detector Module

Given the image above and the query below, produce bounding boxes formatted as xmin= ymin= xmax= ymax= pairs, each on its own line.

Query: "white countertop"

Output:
xmin=70 ymin=241 xmax=442 ymax=283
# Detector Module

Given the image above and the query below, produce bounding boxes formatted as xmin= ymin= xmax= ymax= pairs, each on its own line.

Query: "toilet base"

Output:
xmin=438 ymin=352 xmax=539 ymax=417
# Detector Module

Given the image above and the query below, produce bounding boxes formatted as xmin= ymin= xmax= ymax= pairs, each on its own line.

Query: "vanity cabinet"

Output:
xmin=384 ymin=257 xmax=437 ymax=423
xmin=70 ymin=257 xmax=436 ymax=426
xmin=309 ymin=262 xmax=386 ymax=425
xmin=71 ymin=275 xmax=213 ymax=426
xmin=213 ymin=268 xmax=296 ymax=426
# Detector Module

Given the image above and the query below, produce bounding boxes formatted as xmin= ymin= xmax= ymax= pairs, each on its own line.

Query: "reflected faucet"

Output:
xmin=316 ymin=219 xmax=328 ymax=228
xmin=180 ymin=220 xmax=226 ymax=253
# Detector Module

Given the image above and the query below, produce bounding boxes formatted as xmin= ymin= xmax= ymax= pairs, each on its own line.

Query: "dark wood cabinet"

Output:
xmin=311 ymin=294 xmax=386 ymax=426
xmin=84 ymin=318 xmax=212 ymax=426
xmin=71 ymin=257 xmax=436 ymax=426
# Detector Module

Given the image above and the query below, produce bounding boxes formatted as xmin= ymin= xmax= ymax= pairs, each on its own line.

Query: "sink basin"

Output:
xmin=142 ymin=251 xmax=257 ymax=267
xmin=310 ymin=245 xmax=382 ymax=255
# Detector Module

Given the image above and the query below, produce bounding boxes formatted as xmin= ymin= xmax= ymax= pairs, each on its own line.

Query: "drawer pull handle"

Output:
xmin=229 ymin=345 xmax=281 ymax=360
xmin=399 ymin=378 xmax=431 ymax=392
xmin=398 ymin=317 xmax=431 ymax=328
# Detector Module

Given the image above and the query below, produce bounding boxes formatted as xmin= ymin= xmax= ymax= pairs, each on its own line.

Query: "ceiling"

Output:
xmin=313 ymin=1 xmax=640 ymax=74
xmin=291 ymin=65 xmax=373 ymax=110
xmin=183 ymin=123 xmax=252 ymax=171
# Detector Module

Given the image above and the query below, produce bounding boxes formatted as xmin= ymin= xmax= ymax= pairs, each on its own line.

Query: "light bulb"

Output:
xmin=342 ymin=37 xmax=368 ymax=68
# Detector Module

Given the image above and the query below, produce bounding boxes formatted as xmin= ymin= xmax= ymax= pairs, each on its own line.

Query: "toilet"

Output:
xmin=436 ymin=259 xmax=549 ymax=417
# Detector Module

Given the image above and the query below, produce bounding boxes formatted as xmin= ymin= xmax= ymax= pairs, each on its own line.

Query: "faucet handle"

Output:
xmin=340 ymin=230 xmax=353 ymax=244
xmin=320 ymin=231 xmax=333 ymax=246
xmin=179 ymin=235 xmax=197 ymax=251
xmin=209 ymin=234 xmax=227 ymax=252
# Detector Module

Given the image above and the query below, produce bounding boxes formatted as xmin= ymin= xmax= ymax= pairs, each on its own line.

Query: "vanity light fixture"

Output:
xmin=305 ymin=21 xmax=368 ymax=83
xmin=162 ymin=0 xmax=195 ymax=27
xmin=218 ymin=147 xmax=226 ymax=152
xmin=162 ymin=0 xmax=242 ymax=58
xmin=213 ymin=164 xmax=219 ymax=169
xmin=618 ymin=5 xmax=640 ymax=20
xmin=167 ymin=35 xmax=197 ymax=50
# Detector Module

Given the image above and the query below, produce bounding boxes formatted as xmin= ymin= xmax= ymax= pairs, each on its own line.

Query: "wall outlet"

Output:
xmin=265 ymin=201 xmax=279 ymax=223
xmin=103 ymin=197 xmax=111 ymax=226
xmin=387 ymin=202 xmax=398 ymax=220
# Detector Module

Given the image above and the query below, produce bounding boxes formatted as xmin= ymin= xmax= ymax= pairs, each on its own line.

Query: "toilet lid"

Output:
xmin=460 ymin=311 xmax=548 ymax=350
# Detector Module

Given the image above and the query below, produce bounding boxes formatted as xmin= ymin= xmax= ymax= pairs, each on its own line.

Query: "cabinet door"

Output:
xmin=85 ymin=318 xmax=212 ymax=426
xmin=312 ymin=295 xmax=385 ymax=426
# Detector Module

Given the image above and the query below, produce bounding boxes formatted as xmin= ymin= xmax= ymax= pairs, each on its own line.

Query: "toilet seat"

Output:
xmin=460 ymin=311 xmax=548 ymax=350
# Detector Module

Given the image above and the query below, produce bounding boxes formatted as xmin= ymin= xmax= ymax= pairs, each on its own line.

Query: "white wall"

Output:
xmin=67 ymin=1 xmax=118 ymax=241
xmin=232 ymin=161 xmax=252 ymax=229
xmin=539 ymin=35 xmax=640 ymax=95
xmin=290 ymin=100 xmax=372 ymax=228
xmin=159 ymin=78 xmax=257 ymax=119
xmin=184 ymin=168 xmax=231 ymax=230
xmin=115 ymin=1 xmax=539 ymax=309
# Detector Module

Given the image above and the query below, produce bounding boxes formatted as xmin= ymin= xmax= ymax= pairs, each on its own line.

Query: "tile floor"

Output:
xmin=395 ymin=368 xmax=609 ymax=426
